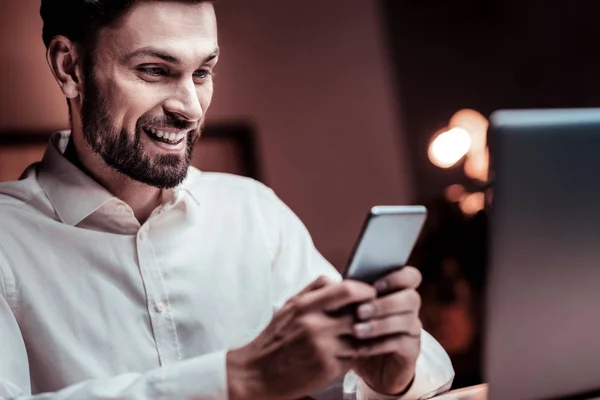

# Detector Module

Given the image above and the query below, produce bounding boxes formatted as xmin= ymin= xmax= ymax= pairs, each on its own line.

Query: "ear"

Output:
xmin=46 ymin=36 xmax=85 ymax=99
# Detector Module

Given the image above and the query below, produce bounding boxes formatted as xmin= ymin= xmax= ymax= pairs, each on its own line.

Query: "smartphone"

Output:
xmin=343 ymin=205 xmax=428 ymax=284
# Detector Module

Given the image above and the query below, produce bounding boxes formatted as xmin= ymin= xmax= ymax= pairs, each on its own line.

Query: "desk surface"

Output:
xmin=307 ymin=381 xmax=600 ymax=400
xmin=430 ymin=384 xmax=600 ymax=400
xmin=307 ymin=383 xmax=489 ymax=400
xmin=431 ymin=384 xmax=487 ymax=400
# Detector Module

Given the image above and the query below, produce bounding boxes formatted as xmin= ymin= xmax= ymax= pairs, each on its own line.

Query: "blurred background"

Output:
xmin=2 ymin=0 xmax=600 ymax=390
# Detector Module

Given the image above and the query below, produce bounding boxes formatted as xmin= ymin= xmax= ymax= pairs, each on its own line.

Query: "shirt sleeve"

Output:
xmin=254 ymin=184 xmax=342 ymax=310
xmin=351 ymin=330 xmax=455 ymax=400
xmin=254 ymin=185 xmax=454 ymax=400
xmin=0 ymin=258 xmax=229 ymax=400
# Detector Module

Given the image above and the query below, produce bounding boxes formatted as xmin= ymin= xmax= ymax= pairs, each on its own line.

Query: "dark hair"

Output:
xmin=40 ymin=0 xmax=212 ymax=48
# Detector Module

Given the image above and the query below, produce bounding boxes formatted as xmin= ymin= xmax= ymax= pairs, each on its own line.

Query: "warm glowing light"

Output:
xmin=445 ymin=184 xmax=466 ymax=203
xmin=459 ymin=192 xmax=485 ymax=215
xmin=430 ymin=109 xmax=491 ymax=216
xmin=464 ymin=148 xmax=489 ymax=182
xmin=428 ymin=127 xmax=472 ymax=168
xmin=449 ymin=109 xmax=489 ymax=140
xmin=449 ymin=109 xmax=490 ymax=180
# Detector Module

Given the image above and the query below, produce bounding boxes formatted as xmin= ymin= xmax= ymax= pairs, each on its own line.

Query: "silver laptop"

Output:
xmin=486 ymin=108 xmax=600 ymax=400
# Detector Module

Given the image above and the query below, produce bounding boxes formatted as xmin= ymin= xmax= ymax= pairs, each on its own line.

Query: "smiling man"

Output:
xmin=0 ymin=1 xmax=454 ymax=399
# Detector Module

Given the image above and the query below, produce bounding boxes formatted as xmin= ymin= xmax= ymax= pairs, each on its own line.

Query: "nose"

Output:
xmin=163 ymin=79 xmax=203 ymax=122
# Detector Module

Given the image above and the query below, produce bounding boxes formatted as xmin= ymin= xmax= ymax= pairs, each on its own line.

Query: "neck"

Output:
xmin=64 ymin=136 xmax=165 ymax=225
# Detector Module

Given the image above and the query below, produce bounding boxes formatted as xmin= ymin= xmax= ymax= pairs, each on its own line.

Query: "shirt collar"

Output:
xmin=176 ymin=165 xmax=202 ymax=206
xmin=37 ymin=131 xmax=201 ymax=226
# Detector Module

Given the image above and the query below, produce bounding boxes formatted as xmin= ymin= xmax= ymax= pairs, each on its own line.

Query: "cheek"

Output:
xmin=107 ymin=79 xmax=165 ymax=131
xmin=198 ymin=83 xmax=214 ymax=113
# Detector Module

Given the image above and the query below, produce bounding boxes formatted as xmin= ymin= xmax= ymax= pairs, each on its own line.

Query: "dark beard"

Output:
xmin=80 ymin=69 xmax=201 ymax=189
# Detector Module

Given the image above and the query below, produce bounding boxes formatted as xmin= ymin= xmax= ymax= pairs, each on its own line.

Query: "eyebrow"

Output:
xmin=121 ymin=46 xmax=219 ymax=65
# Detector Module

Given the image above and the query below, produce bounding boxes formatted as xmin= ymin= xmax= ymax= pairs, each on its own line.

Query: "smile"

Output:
xmin=144 ymin=127 xmax=187 ymax=145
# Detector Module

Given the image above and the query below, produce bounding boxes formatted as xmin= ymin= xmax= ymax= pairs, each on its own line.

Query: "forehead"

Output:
xmin=98 ymin=1 xmax=218 ymax=61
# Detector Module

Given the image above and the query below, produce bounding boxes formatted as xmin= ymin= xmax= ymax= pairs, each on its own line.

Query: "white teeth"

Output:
xmin=146 ymin=127 xmax=186 ymax=143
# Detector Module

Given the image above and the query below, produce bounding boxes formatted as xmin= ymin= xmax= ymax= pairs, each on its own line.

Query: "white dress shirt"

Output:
xmin=0 ymin=132 xmax=454 ymax=400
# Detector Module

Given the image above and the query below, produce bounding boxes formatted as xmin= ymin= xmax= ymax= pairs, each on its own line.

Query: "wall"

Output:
xmin=383 ymin=0 xmax=600 ymax=202
xmin=0 ymin=1 xmax=67 ymax=131
xmin=0 ymin=0 xmax=414 ymax=269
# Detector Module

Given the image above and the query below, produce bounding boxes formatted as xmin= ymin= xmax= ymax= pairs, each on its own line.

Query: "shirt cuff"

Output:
xmin=353 ymin=330 xmax=455 ymax=400
xmin=152 ymin=350 xmax=229 ymax=400
xmin=356 ymin=369 xmax=453 ymax=400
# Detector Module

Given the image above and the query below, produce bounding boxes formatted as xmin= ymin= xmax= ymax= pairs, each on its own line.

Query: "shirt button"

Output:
xmin=116 ymin=204 xmax=126 ymax=213
xmin=155 ymin=302 xmax=166 ymax=313
xmin=138 ymin=226 xmax=149 ymax=240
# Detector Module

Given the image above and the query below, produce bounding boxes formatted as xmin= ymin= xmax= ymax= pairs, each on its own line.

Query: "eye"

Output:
xmin=193 ymin=69 xmax=213 ymax=81
xmin=138 ymin=67 xmax=168 ymax=77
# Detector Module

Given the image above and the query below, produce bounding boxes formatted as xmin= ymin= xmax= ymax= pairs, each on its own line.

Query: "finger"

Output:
xmin=356 ymin=289 xmax=421 ymax=321
xmin=301 ymin=280 xmax=377 ymax=312
xmin=282 ymin=276 xmax=335 ymax=312
xmin=357 ymin=332 xmax=422 ymax=357
xmin=297 ymin=275 xmax=336 ymax=296
xmin=296 ymin=312 xmax=358 ymax=337
xmin=275 ymin=276 xmax=335 ymax=330
xmin=353 ymin=314 xmax=422 ymax=339
xmin=373 ymin=266 xmax=422 ymax=294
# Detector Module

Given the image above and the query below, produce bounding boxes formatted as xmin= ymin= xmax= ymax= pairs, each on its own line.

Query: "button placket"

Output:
xmin=135 ymin=225 xmax=180 ymax=366
xmin=138 ymin=225 xmax=149 ymax=241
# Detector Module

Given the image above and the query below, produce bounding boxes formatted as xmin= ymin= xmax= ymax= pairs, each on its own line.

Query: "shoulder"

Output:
xmin=0 ymin=172 xmax=42 ymax=307
xmin=0 ymin=164 xmax=48 ymax=214
xmin=0 ymin=166 xmax=56 ymax=252
xmin=184 ymin=168 xmax=277 ymax=205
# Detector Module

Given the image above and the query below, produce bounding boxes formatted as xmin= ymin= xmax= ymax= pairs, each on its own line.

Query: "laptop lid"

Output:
xmin=486 ymin=108 xmax=600 ymax=400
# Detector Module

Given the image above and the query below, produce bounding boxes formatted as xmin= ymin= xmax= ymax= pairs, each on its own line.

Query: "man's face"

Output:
xmin=80 ymin=1 xmax=218 ymax=189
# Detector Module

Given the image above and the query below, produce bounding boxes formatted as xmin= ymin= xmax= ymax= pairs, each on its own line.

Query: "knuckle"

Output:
xmin=297 ymin=314 xmax=313 ymax=330
xmin=369 ymin=299 xmax=382 ymax=316
xmin=379 ymin=296 xmax=399 ymax=315
xmin=389 ymin=294 xmax=404 ymax=310
xmin=283 ymin=297 xmax=297 ymax=311
xmin=366 ymin=285 xmax=378 ymax=298
xmin=407 ymin=290 xmax=422 ymax=310
xmin=338 ymin=282 xmax=356 ymax=299
xmin=372 ymin=319 xmax=387 ymax=335
xmin=287 ymin=297 xmax=306 ymax=314
xmin=386 ymin=316 xmax=404 ymax=335
xmin=343 ymin=281 xmax=376 ymax=299
xmin=406 ymin=266 xmax=423 ymax=287
xmin=298 ymin=314 xmax=322 ymax=334
xmin=315 ymin=275 xmax=333 ymax=286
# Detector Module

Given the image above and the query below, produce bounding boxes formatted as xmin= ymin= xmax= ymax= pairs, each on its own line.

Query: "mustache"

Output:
xmin=137 ymin=114 xmax=199 ymax=131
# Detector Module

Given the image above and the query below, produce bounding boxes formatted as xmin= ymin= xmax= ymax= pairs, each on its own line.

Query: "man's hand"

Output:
xmin=226 ymin=276 xmax=377 ymax=400
xmin=351 ymin=266 xmax=423 ymax=395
